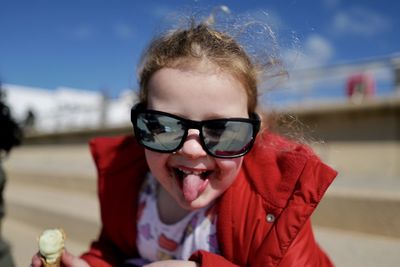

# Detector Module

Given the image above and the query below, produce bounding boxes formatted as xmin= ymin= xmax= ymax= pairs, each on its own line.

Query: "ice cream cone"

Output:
xmin=38 ymin=228 xmax=65 ymax=267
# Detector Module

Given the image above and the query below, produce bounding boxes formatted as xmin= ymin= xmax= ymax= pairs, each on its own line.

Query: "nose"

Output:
xmin=178 ymin=129 xmax=208 ymax=158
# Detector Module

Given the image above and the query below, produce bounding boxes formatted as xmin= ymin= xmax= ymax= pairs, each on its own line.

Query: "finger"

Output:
xmin=61 ymin=249 xmax=90 ymax=267
xmin=61 ymin=250 xmax=74 ymax=267
xmin=31 ymin=252 xmax=42 ymax=267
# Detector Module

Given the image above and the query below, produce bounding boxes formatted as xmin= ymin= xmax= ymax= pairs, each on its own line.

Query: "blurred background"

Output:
xmin=0 ymin=1 xmax=399 ymax=266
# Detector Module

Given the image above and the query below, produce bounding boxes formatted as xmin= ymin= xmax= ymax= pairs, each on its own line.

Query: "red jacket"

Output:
xmin=81 ymin=130 xmax=337 ymax=266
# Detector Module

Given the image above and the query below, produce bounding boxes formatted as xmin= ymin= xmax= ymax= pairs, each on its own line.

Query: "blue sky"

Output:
xmin=1 ymin=0 xmax=399 ymax=98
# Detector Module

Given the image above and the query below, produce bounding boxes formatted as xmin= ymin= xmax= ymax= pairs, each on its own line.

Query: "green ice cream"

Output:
xmin=38 ymin=229 xmax=65 ymax=264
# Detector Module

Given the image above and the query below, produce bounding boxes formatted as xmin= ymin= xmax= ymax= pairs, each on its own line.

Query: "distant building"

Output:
xmin=2 ymin=84 xmax=137 ymax=133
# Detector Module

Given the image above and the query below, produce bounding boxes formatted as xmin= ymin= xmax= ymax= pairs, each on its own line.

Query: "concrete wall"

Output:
xmin=275 ymin=97 xmax=400 ymax=142
xmin=313 ymin=141 xmax=400 ymax=179
xmin=272 ymin=97 xmax=400 ymax=178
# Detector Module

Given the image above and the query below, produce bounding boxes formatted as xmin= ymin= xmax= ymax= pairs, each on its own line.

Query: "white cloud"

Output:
xmin=113 ymin=23 xmax=134 ymax=40
xmin=323 ymin=0 xmax=341 ymax=9
xmin=305 ymin=35 xmax=334 ymax=62
xmin=333 ymin=7 xmax=391 ymax=36
xmin=284 ymin=34 xmax=334 ymax=69
xmin=148 ymin=5 xmax=177 ymax=20
xmin=71 ymin=25 xmax=97 ymax=39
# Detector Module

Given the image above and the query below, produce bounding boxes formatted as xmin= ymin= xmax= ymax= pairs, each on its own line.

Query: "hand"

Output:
xmin=144 ymin=260 xmax=200 ymax=267
xmin=31 ymin=250 xmax=90 ymax=267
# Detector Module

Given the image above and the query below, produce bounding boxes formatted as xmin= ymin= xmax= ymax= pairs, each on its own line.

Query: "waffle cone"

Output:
xmin=40 ymin=254 xmax=62 ymax=267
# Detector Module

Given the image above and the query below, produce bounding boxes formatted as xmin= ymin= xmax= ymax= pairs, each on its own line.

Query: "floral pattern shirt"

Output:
xmin=127 ymin=173 xmax=219 ymax=266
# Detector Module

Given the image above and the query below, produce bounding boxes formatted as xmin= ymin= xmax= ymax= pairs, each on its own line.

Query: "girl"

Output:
xmin=32 ymin=21 xmax=337 ymax=267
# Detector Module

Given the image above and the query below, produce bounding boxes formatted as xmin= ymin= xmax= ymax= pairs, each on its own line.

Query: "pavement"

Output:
xmin=5 ymin=216 xmax=400 ymax=267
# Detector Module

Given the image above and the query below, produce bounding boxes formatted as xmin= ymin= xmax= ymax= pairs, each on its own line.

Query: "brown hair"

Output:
xmin=137 ymin=22 xmax=261 ymax=114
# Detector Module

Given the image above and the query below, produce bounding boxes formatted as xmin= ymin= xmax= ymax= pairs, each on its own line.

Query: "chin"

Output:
xmin=179 ymin=193 xmax=216 ymax=211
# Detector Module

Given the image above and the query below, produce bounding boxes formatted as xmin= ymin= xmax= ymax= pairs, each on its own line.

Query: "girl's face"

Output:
xmin=144 ymin=61 xmax=249 ymax=211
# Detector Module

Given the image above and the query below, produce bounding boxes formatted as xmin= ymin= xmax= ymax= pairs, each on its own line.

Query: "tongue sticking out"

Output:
xmin=182 ymin=174 xmax=207 ymax=202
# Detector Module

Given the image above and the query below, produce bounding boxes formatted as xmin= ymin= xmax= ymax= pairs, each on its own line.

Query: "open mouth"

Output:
xmin=174 ymin=168 xmax=212 ymax=183
xmin=172 ymin=167 xmax=213 ymax=202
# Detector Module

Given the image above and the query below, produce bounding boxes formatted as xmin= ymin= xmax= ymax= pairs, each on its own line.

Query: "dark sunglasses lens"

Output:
xmin=136 ymin=113 xmax=185 ymax=151
xmin=203 ymin=121 xmax=254 ymax=157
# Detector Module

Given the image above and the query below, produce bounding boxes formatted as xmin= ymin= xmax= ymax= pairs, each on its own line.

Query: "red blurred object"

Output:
xmin=346 ymin=73 xmax=375 ymax=101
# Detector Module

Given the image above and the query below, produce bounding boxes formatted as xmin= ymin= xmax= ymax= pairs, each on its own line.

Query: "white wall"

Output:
xmin=2 ymin=84 xmax=137 ymax=133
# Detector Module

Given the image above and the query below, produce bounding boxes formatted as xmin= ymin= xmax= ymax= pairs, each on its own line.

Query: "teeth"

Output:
xmin=178 ymin=168 xmax=205 ymax=176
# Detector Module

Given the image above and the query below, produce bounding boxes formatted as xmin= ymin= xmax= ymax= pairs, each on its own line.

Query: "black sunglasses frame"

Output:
xmin=130 ymin=104 xmax=261 ymax=158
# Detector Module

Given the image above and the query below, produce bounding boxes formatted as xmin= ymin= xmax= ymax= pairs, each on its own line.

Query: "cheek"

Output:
xmin=144 ymin=150 xmax=170 ymax=175
xmin=217 ymin=157 xmax=243 ymax=181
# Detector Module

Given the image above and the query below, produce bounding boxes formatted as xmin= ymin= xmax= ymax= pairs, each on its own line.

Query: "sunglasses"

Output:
xmin=130 ymin=104 xmax=261 ymax=158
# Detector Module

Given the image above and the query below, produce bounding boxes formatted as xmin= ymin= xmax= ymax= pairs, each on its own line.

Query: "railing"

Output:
xmin=262 ymin=53 xmax=400 ymax=108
